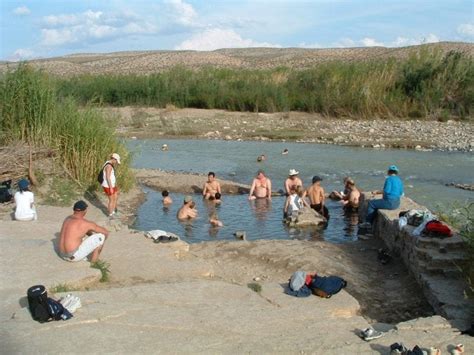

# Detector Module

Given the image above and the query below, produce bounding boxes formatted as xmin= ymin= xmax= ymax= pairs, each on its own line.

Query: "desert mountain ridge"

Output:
xmin=1 ymin=41 xmax=472 ymax=77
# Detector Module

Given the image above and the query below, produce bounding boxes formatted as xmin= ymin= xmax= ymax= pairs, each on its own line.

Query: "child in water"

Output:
xmin=209 ymin=212 xmax=223 ymax=227
xmin=162 ymin=190 xmax=173 ymax=205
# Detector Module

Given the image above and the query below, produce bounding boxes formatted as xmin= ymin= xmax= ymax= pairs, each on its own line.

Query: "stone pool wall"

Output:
xmin=359 ymin=193 xmax=473 ymax=329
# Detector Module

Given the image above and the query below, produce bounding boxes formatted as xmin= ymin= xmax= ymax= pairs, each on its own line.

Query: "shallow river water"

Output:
xmin=129 ymin=139 xmax=473 ymax=243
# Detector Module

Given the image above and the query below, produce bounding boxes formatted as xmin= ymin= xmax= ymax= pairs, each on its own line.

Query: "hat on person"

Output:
xmin=111 ymin=153 xmax=121 ymax=164
xmin=184 ymin=195 xmax=193 ymax=203
xmin=18 ymin=179 xmax=29 ymax=189
xmin=73 ymin=200 xmax=88 ymax=211
xmin=288 ymin=169 xmax=299 ymax=176
xmin=388 ymin=165 xmax=399 ymax=172
xmin=312 ymin=176 xmax=322 ymax=184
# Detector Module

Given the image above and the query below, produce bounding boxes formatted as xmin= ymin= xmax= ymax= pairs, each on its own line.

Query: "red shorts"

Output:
xmin=103 ymin=186 xmax=118 ymax=196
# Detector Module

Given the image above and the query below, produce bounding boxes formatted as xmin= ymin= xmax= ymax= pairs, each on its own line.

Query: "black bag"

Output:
xmin=27 ymin=285 xmax=72 ymax=323
xmin=27 ymin=285 xmax=51 ymax=323
xmin=0 ymin=179 xmax=13 ymax=203
xmin=97 ymin=162 xmax=111 ymax=184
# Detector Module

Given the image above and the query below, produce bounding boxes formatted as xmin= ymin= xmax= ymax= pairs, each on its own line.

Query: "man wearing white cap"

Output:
xmin=101 ymin=153 xmax=121 ymax=218
xmin=284 ymin=169 xmax=303 ymax=196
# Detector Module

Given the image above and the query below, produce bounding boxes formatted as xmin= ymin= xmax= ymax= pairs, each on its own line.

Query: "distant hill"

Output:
xmin=1 ymin=42 xmax=473 ymax=77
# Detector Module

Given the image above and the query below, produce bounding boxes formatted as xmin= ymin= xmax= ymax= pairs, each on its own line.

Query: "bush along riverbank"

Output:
xmin=57 ymin=49 xmax=473 ymax=120
xmin=0 ymin=64 xmax=134 ymax=191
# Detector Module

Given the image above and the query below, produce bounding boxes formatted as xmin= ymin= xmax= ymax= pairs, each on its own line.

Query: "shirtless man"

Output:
xmin=177 ymin=196 xmax=198 ymax=220
xmin=342 ymin=178 xmax=360 ymax=211
xmin=304 ymin=176 xmax=329 ymax=220
xmin=284 ymin=169 xmax=303 ymax=195
xmin=58 ymin=200 xmax=109 ymax=263
xmin=202 ymin=172 xmax=222 ymax=200
xmin=249 ymin=170 xmax=272 ymax=200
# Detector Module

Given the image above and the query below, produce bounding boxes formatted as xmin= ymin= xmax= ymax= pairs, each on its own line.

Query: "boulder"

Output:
xmin=286 ymin=207 xmax=326 ymax=227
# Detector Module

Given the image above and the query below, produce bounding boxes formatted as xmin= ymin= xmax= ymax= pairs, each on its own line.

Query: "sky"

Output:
xmin=1 ymin=0 xmax=473 ymax=61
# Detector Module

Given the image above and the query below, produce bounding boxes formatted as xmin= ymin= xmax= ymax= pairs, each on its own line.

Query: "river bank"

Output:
xmin=107 ymin=107 xmax=474 ymax=152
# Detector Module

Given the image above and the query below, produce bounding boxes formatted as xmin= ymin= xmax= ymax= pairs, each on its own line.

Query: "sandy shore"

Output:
xmin=109 ymin=107 xmax=474 ymax=152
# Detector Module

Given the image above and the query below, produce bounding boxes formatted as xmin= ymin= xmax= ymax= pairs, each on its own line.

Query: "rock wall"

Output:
xmin=359 ymin=193 xmax=474 ymax=329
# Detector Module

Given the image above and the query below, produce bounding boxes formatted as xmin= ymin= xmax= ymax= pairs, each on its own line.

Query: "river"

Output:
xmin=128 ymin=139 xmax=473 ymax=243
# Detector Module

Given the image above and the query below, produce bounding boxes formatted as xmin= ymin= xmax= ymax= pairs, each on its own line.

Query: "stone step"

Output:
xmin=416 ymin=260 xmax=463 ymax=278
xmin=414 ymin=234 xmax=465 ymax=251
xmin=415 ymin=246 xmax=468 ymax=264
xmin=419 ymin=273 xmax=474 ymax=329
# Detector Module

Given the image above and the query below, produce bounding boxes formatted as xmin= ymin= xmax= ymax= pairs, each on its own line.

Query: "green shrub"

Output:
xmin=54 ymin=50 xmax=473 ymax=119
xmin=0 ymin=65 xmax=134 ymax=190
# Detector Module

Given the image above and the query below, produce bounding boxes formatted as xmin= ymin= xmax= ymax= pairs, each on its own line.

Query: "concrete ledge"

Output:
xmin=359 ymin=193 xmax=474 ymax=329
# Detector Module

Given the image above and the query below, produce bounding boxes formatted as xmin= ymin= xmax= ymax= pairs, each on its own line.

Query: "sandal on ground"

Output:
xmin=360 ymin=327 xmax=384 ymax=341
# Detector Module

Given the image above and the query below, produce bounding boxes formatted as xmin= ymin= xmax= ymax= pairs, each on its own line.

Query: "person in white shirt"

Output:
xmin=100 ymin=153 xmax=121 ymax=218
xmin=14 ymin=179 xmax=37 ymax=221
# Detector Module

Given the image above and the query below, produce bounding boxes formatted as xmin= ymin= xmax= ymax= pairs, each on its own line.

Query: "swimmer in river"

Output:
xmin=257 ymin=154 xmax=266 ymax=162
xmin=282 ymin=148 xmax=289 ymax=155
xmin=177 ymin=196 xmax=197 ymax=220
xmin=249 ymin=170 xmax=272 ymax=200
xmin=162 ymin=190 xmax=173 ymax=205
xmin=161 ymin=144 xmax=168 ymax=151
xmin=209 ymin=212 xmax=223 ymax=227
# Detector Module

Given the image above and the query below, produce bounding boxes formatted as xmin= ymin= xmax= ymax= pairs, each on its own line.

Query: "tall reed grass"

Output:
xmin=0 ymin=65 xmax=134 ymax=190
xmin=57 ymin=49 xmax=473 ymax=119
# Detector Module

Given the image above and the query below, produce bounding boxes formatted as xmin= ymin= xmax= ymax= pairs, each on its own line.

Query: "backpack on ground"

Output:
xmin=285 ymin=271 xmax=312 ymax=297
xmin=0 ymin=179 xmax=13 ymax=203
xmin=310 ymin=275 xmax=347 ymax=298
xmin=27 ymin=285 xmax=72 ymax=323
xmin=97 ymin=162 xmax=111 ymax=184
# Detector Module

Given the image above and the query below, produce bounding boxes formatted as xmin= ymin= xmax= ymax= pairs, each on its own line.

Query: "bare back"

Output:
xmin=59 ymin=215 xmax=107 ymax=254
xmin=306 ymin=185 xmax=325 ymax=205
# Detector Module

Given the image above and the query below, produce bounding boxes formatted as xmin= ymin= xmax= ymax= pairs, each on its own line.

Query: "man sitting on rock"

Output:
xmin=177 ymin=196 xmax=198 ymax=220
xmin=202 ymin=172 xmax=222 ymax=200
xmin=58 ymin=200 xmax=109 ymax=263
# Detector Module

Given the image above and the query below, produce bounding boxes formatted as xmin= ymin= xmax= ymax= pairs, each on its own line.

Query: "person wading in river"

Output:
xmin=304 ymin=175 xmax=329 ymax=220
xmin=249 ymin=170 xmax=272 ymax=200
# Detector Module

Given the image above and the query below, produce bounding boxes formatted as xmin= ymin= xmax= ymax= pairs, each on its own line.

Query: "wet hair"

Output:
xmin=214 ymin=192 xmax=221 ymax=200
xmin=208 ymin=172 xmax=215 ymax=177
xmin=161 ymin=190 xmax=169 ymax=197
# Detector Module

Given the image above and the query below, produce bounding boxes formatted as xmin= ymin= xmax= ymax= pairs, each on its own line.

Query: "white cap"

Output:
xmin=111 ymin=153 xmax=121 ymax=164
xmin=289 ymin=169 xmax=299 ymax=176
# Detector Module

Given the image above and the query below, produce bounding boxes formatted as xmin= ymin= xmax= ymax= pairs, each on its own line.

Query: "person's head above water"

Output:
xmin=162 ymin=190 xmax=169 ymax=197
xmin=387 ymin=165 xmax=399 ymax=175
xmin=288 ymin=169 xmax=299 ymax=177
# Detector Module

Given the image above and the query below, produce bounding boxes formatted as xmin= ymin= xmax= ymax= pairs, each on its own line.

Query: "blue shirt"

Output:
xmin=383 ymin=175 xmax=404 ymax=201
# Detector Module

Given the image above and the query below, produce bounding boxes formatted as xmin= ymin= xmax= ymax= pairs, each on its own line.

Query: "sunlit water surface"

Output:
xmin=129 ymin=139 xmax=473 ymax=243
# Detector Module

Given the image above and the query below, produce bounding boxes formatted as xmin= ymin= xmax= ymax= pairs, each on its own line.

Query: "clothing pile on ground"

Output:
xmin=285 ymin=270 xmax=347 ymax=298
xmin=398 ymin=209 xmax=453 ymax=239
xmin=27 ymin=285 xmax=81 ymax=323
xmin=145 ymin=229 xmax=180 ymax=243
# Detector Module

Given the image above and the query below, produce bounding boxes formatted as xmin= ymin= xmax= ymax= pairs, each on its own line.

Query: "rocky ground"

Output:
xmin=3 ymin=200 xmax=472 ymax=354
xmin=109 ymin=106 xmax=474 ymax=152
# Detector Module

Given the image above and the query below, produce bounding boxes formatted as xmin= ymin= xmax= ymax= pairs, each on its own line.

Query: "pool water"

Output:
xmin=129 ymin=139 xmax=473 ymax=243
